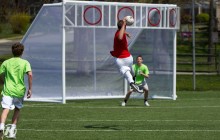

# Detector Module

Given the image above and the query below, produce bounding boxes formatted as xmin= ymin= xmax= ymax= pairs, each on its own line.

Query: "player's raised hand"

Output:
xmin=123 ymin=17 xmax=126 ymax=22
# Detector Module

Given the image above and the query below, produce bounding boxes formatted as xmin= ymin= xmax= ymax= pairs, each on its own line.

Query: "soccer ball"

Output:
xmin=125 ymin=16 xmax=134 ymax=26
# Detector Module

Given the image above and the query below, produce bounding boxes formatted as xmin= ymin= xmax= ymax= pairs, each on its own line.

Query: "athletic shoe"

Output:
xmin=7 ymin=129 xmax=16 ymax=139
xmin=130 ymin=83 xmax=142 ymax=93
xmin=144 ymin=101 xmax=150 ymax=106
xmin=7 ymin=134 xmax=16 ymax=139
xmin=121 ymin=102 xmax=126 ymax=106
xmin=0 ymin=130 xmax=3 ymax=140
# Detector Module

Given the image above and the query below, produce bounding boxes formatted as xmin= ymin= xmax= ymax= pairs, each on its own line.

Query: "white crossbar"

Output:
xmin=63 ymin=0 xmax=180 ymax=29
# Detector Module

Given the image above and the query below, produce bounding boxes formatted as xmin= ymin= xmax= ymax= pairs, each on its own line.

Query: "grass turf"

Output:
xmin=3 ymin=91 xmax=220 ymax=140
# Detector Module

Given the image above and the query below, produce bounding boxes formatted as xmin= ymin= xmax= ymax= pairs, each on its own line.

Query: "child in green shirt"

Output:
xmin=122 ymin=55 xmax=150 ymax=106
xmin=0 ymin=43 xmax=32 ymax=139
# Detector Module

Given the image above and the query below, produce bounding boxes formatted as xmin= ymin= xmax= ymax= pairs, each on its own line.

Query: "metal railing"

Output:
xmin=64 ymin=0 xmax=180 ymax=29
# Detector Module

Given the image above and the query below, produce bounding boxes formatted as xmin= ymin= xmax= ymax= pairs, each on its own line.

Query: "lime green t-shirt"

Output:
xmin=132 ymin=64 xmax=149 ymax=85
xmin=0 ymin=57 xmax=31 ymax=98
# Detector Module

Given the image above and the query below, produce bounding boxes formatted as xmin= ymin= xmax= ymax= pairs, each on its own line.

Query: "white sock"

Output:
xmin=0 ymin=123 xmax=5 ymax=130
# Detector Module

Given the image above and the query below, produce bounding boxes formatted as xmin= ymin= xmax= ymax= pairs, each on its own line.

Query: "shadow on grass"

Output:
xmin=84 ymin=124 xmax=121 ymax=130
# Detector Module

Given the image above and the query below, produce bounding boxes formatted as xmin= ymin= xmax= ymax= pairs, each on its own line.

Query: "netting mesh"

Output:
xmin=23 ymin=5 xmax=63 ymax=100
xmin=130 ymin=29 xmax=174 ymax=98
xmin=65 ymin=28 xmax=174 ymax=99
xmin=22 ymin=1 xmax=178 ymax=102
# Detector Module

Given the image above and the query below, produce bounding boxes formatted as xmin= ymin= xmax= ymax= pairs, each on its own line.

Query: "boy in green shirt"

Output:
xmin=0 ymin=43 xmax=32 ymax=139
xmin=122 ymin=55 xmax=150 ymax=106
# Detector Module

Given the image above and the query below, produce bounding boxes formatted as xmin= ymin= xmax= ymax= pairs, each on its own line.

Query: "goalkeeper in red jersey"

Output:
xmin=110 ymin=18 xmax=141 ymax=93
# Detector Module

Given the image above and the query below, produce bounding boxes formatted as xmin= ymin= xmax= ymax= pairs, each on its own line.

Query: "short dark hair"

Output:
xmin=136 ymin=55 xmax=143 ymax=60
xmin=117 ymin=20 xmax=125 ymax=30
xmin=12 ymin=43 xmax=24 ymax=57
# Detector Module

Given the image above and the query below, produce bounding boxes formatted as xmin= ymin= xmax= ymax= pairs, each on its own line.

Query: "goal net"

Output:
xmin=21 ymin=0 xmax=180 ymax=103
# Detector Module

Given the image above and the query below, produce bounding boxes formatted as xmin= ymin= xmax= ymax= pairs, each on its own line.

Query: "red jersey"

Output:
xmin=110 ymin=30 xmax=131 ymax=58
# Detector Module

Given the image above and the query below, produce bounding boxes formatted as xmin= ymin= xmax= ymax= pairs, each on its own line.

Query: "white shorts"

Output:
xmin=1 ymin=95 xmax=24 ymax=110
xmin=138 ymin=82 xmax=149 ymax=91
xmin=114 ymin=55 xmax=133 ymax=75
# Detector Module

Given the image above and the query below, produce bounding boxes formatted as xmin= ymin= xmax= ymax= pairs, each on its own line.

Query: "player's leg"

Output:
xmin=0 ymin=95 xmax=14 ymax=140
xmin=143 ymin=83 xmax=150 ymax=106
xmin=115 ymin=57 xmax=134 ymax=83
xmin=115 ymin=57 xmax=140 ymax=92
xmin=115 ymin=57 xmax=141 ymax=92
xmin=124 ymin=56 xmax=141 ymax=93
xmin=124 ymin=70 xmax=142 ymax=92
xmin=123 ymin=69 xmax=134 ymax=84
xmin=11 ymin=108 xmax=20 ymax=125
xmin=7 ymin=108 xmax=19 ymax=139
xmin=143 ymin=89 xmax=150 ymax=106
xmin=122 ymin=89 xmax=133 ymax=106
xmin=8 ymin=98 xmax=23 ymax=139
xmin=126 ymin=55 xmax=142 ymax=93
xmin=0 ymin=108 xmax=10 ymax=140
xmin=0 ymin=109 xmax=10 ymax=128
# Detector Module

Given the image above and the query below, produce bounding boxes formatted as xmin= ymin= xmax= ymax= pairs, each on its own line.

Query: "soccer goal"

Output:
xmin=21 ymin=0 xmax=180 ymax=103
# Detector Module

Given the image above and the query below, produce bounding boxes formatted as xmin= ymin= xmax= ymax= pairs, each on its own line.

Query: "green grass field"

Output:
xmin=1 ymin=23 xmax=220 ymax=140
xmin=3 ymin=91 xmax=220 ymax=140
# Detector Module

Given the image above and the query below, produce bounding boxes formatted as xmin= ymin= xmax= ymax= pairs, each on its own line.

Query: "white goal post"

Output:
xmin=21 ymin=0 xmax=180 ymax=103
